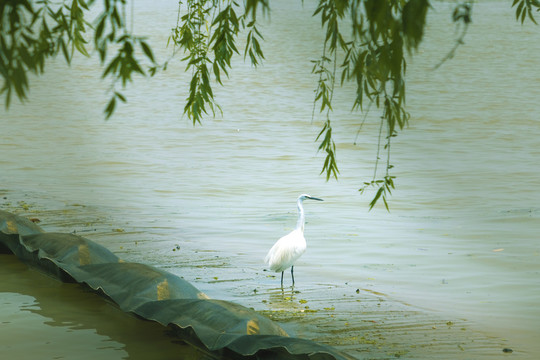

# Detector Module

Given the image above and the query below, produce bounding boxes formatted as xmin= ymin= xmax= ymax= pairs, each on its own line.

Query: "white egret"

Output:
xmin=265 ymin=194 xmax=323 ymax=287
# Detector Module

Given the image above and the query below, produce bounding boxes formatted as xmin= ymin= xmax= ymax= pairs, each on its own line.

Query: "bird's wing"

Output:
xmin=265 ymin=230 xmax=306 ymax=272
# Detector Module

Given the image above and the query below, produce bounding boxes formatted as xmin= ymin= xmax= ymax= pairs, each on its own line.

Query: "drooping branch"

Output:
xmin=168 ymin=0 xmax=267 ymax=123
xmin=433 ymin=1 xmax=472 ymax=70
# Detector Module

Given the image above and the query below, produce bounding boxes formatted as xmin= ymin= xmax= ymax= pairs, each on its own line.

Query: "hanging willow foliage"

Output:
xmin=1 ymin=0 xmax=539 ymax=209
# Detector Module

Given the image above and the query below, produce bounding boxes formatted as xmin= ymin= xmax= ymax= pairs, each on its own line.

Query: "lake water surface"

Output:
xmin=1 ymin=1 xmax=539 ymax=359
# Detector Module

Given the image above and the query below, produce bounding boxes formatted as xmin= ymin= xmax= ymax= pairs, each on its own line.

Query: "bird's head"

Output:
xmin=298 ymin=194 xmax=324 ymax=202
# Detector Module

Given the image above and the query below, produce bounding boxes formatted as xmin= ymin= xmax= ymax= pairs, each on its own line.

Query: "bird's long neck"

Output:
xmin=295 ymin=198 xmax=306 ymax=232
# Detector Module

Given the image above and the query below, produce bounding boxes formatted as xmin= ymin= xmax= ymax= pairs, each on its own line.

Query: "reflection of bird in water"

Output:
xmin=265 ymin=194 xmax=323 ymax=288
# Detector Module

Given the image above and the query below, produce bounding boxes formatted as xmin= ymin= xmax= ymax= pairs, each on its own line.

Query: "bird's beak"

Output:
xmin=308 ymin=196 xmax=324 ymax=201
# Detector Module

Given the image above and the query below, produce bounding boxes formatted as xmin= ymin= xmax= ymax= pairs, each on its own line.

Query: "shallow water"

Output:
xmin=0 ymin=255 xmax=206 ymax=359
xmin=1 ymin=0 xmax=539 ymax=358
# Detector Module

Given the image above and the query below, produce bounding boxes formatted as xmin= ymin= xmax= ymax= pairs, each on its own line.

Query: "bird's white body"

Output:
xmin=265 ymin=194 xmax=323 ymax=287
xmin=265 ymin=228 xmax=306 ymax=273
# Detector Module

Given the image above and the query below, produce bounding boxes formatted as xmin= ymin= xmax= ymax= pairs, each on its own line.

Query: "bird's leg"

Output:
xmin=291 ymin=266 xmax=295 ymax=286
xmin=280 ymin=271 xmax=284 ymax=288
